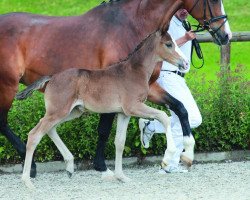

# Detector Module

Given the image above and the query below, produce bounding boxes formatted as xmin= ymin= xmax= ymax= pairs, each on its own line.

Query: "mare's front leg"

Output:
xmin=114 ymin=113 xmax=131 ymax=182
xmin=0 ymin=79 xmax=37 ymax=177
xmin=94 ymin=113 xmax=116 ymax=173
xmin=147 ymin=82 xmax=195 ymax=168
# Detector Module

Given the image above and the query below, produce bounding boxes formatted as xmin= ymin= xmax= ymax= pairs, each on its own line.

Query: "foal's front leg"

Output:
xmin=125 ymin=103 xmax=177 ymax=166
xmin=148 ymin=82 xmax=195 ymax=167
xmin=114 ymin=113 xmax=131 ymax=182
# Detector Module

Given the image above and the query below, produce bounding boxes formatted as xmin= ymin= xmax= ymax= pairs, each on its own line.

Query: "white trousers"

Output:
xmin=148 ymin=71 xmax=202 ymax=167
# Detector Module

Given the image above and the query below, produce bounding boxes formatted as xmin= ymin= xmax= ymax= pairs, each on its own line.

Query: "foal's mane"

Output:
xmin=114 ymin=30 xmax=160 ymax=66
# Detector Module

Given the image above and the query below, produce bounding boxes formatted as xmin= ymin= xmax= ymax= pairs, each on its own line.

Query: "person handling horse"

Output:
xmin=139 ymin=8 xmax=202 ymax=173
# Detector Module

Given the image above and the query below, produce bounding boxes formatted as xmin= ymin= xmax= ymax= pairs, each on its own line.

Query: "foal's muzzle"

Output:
xmin=178 ymin=60 xmax=189 ymax=71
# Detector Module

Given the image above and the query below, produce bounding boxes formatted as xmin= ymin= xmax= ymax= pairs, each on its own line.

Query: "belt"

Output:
xmin=161 ymin=70 xmax=185 ymax=77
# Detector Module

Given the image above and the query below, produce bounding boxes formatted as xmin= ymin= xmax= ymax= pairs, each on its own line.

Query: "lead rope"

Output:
xmin=182 ymin=20 xmax=205 ymax=69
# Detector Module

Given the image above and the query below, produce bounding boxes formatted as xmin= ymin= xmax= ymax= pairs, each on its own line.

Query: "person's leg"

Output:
xmin=167 ymin=111 xmax=183 ymax=166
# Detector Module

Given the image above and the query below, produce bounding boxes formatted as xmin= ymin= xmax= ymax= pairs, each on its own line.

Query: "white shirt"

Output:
xmin=161 ymin=16 xmax=192 ymax=73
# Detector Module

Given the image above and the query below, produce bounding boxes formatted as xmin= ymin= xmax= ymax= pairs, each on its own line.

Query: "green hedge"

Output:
xmin=0 ymin=66 xmax=249 ymax=163
xmin=188 ymin=65 xmax=250 ymax=152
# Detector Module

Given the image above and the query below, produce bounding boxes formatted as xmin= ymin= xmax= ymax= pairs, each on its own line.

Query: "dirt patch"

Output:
xmin=0 ymin=161 xmax=249 ymax=200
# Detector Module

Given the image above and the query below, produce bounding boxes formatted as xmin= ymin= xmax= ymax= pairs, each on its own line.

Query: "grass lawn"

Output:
xmin=0 ymin=0 xmax=249 ymax=80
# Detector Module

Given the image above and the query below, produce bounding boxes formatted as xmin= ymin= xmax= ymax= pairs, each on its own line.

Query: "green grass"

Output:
xmin=0 ymin=0 xmax=103 ymax=15
xmin=188 ymin=0 xmax=250 ymax=80
xmin=0 ymin=0 xmax=249 ymax=80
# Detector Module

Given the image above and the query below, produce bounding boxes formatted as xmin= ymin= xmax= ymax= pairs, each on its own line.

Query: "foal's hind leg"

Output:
xmin=48 ymin=128 xmax=75 ymax=177
xmin=22 ymin=116 xmax=59 ymax=189
xmin=47 ymin=108 xmax=83 ymax=177
xmin=0 ymin=79 xmax=37 ymax=177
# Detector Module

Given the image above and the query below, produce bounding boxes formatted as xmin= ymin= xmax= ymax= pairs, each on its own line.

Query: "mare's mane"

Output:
xmin=101 ymin=0 xmax=123 ymax=5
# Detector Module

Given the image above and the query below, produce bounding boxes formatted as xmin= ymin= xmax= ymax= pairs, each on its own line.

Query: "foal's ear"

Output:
xmin=160 ymin=24 xmax=169 ymax=36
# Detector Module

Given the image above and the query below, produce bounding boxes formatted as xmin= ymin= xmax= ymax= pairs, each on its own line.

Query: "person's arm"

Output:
xmin=176 ymin=31 xmax=196 ymax=47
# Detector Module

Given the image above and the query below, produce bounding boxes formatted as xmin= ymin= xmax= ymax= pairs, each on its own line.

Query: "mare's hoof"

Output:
xmin=21 ymin=163 xmax=37 ymax=178
xmin=30 ymin=167 xmax=37 ymax=178
xmin=67 ymin=171 xmax=73 ymax=178
xmin=93 ymin=160 xmax=107 ymax=172
xmin=180 ymin=155 xmax=193 ymax=170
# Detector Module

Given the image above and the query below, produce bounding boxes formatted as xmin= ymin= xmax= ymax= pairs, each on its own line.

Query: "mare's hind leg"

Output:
xmin=124 ymin=103 xmax=176 ymax=166
xmin=0 ymin=79 xmax=37 ymax=177
xmin=114 ymin=113 xmax=131 ymax=182
xmin=94 ymin=113 xmax=116 ymax=171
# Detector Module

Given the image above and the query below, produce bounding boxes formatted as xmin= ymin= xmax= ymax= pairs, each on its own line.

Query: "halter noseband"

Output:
xmin=188 ymin=0 xmax=228 ymax=42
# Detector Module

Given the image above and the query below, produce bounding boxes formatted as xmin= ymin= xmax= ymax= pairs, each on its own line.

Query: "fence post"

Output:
xmin=220 ymin=42 xmax=231 ymax=71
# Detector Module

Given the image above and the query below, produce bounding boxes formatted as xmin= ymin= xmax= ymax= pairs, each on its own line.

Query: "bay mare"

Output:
xmin=0 ymin=0 xmax=232 ymax=177
xmin=19 ymin=30 xmax=187 ymax=189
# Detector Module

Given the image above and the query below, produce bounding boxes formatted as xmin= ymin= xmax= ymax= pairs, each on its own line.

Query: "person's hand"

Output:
xmin=185 ymin=31 xmax=196 ymax=41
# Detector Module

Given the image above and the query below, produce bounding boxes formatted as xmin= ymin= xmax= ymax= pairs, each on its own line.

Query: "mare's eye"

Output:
xmin=211 ymin=0 xmax=219 ymax=3
xmin=165 ymin=43 xmax=172 ymax=48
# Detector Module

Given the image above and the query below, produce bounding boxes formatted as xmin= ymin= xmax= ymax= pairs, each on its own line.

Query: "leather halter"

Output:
xmin=188 ymin=0 xmax=228 ymax=42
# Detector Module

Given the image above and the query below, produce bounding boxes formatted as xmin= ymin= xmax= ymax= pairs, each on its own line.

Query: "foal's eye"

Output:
xmin=165 ymin=43 xmax=173 ymax=48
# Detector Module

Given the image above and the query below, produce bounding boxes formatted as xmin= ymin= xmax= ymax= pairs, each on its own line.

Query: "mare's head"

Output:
xmin=155 ymin=30 xmax=188 ymax=70
xmin=183 ymin=0 xmax=232 ymax=45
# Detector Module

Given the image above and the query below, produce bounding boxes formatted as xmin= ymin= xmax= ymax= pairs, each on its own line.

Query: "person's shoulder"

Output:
xmin=169 ymin=17 xmax=180 ymax=28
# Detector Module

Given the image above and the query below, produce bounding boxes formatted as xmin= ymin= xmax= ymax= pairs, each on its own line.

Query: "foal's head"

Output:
xmin=156 ymin=31 xmax=189 ymax=70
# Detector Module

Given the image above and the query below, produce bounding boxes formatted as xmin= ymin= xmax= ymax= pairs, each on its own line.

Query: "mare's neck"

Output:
xmin=128 ymin=33 xmax=160 ymax=82
xmin=134 ymin=0 xmax=183 ymax=36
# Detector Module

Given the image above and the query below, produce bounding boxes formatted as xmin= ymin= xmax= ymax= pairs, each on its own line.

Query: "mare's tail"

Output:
xmin=16 ymin=76 xmax=52 ymax=100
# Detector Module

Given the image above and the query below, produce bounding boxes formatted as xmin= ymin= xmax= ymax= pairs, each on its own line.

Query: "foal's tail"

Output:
xmin=16 ymin=76 xmax=52 ymax=100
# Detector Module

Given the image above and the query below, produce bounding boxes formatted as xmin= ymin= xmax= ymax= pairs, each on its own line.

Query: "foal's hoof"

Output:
xmin=115 ymin=174 xmax=132 ymax=183
xmin=22 ymin=177 xmax=36 ymax=190
xmin=66 ymin=171 xmax=73 ymax=178
xmin=101 ymin=168 xmax=115 ymax=181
